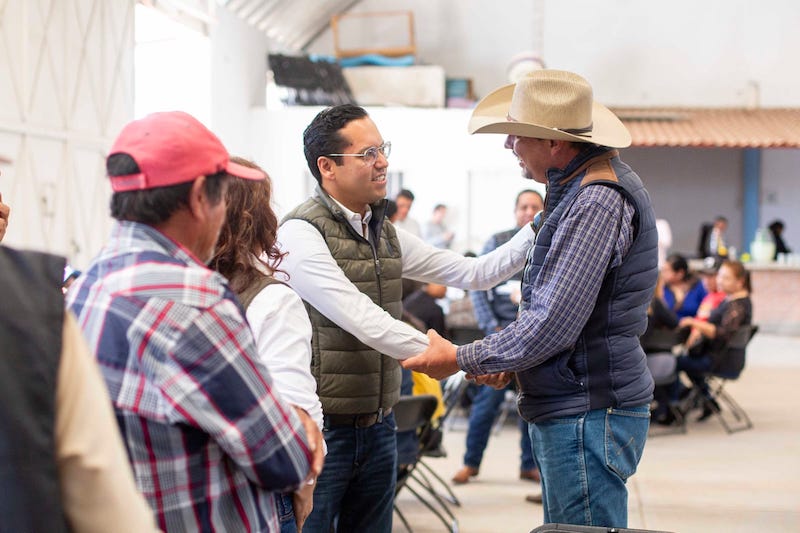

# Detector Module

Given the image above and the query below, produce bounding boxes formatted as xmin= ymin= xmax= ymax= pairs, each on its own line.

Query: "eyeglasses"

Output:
xmin=326 ymin=141 xmax=391 ymax=166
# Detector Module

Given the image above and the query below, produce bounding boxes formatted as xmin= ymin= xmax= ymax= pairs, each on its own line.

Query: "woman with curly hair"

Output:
xmin=209 ymin=157 xmax=323 ymax=533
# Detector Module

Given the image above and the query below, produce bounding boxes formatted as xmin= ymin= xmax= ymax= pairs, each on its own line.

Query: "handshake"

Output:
xmin=401 ymin=329 xmax=512 ymax=389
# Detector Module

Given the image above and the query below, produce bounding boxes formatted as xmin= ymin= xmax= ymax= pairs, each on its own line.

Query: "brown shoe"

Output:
xmin=525 ymin=493 xmax=543 ymax=504
xmin=451 ymin=466 xmax=479 ymax=484
xmin=519 ymin=468 xmax=541 ymax=482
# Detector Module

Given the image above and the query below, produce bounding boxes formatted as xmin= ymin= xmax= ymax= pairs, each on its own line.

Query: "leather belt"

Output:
xmin=324 ymin=408 xmax=392 ymax=429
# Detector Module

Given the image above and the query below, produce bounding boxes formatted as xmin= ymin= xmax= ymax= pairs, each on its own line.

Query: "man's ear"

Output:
xmin=186 ymin=176 xmax=208 ymax=220
xmin=317 ymin=156 xmax=336 ymax=183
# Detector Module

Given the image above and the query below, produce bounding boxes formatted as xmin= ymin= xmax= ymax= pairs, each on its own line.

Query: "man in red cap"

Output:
xmin=66 ymin=111 xmax=322 ymax=532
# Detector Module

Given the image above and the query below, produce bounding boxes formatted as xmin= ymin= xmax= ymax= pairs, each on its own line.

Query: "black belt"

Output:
xmin=324 ymin=408 xmax=392 ymax=429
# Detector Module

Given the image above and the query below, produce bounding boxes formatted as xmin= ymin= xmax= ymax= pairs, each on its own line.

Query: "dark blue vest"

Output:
xmin=517 ymin=147 xmax=657 ymax=422
xmin=0 ymin=247 xmax=70 ymax=532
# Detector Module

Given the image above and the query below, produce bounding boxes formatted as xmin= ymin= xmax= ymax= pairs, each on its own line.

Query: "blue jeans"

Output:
xmin=276 ymin=492 xmax=297 ymax=533
xmin=303 ymin=413 xmax=397 ymax=533
xmin=464 ymin=384 xmax=535 ymax=471
xmin=529 ymin=405 xmax=650 ymax=528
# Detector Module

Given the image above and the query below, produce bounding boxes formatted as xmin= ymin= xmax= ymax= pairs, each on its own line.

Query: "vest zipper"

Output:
xmin=370 ymin=243 xmax=385 ymax=413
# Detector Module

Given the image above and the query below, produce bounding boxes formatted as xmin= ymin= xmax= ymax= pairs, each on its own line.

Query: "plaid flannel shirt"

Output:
xmin=67 ymin=221 xmax=311 ymax=532
xmin=457 ymin=185 xmax=635 ymax=375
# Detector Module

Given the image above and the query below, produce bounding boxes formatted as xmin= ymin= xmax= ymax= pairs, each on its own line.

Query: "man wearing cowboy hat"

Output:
xmin=403 ymin=70 xmax=658 ymax=528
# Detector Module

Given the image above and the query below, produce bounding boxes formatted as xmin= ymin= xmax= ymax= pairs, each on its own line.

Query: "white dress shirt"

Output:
xmin=276 ymin=195 xmax=535 ymax=360
xmin=246 ymin=281 xmax=324 ymax=434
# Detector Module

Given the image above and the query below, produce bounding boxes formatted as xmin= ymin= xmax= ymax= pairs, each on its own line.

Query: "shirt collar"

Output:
xmin=328 ymin=195 xmax=372 ymax=237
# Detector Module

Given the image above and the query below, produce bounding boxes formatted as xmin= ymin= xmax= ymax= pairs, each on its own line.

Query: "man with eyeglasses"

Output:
xmin=277 ymin=104 xmax=536 ymax=532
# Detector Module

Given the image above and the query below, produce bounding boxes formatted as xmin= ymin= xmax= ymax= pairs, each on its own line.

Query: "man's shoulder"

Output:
xmin=90 ymin=250 xmax=230 ymax=310
xmin=282 ymin=196 xmax=323 ymax=224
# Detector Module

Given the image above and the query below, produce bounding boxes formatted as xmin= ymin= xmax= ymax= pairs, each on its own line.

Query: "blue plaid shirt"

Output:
xmin=457 ymin=186 xmax=635 ymax=375
xmin=67 ymin=221 xmax=312 ymax=532
xmin=470 ymin=230 xmax=521 ymax=334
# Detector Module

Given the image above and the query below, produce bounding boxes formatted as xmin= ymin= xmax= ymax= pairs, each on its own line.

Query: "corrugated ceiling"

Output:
xmin=219 ymin=0 xmax=362 ymax=51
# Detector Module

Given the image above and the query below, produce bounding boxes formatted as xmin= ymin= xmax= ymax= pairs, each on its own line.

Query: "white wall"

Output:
xmin=209 ymin=6 xmax=274 ymax=156
xmin=622 ymin=148 xmax=743 ymax=255
xmin=0 ymin=0 xmax=134 ymax=268
xmin=762 ymin=150 xmax=800 ymax=253
xmin=307 ymin=0 xmax=800 ymax=106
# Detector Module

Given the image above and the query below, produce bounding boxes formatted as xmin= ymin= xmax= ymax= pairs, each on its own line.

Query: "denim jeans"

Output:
xmin=529 ymin=404 xmax=650 ymax=528
xmin=276 ymin=492 xmax=297 ymax=533
xmin=303 ymin=413 xmax=397 ymax=533
xmin=464 ymin=384 xmax=535 ymax=471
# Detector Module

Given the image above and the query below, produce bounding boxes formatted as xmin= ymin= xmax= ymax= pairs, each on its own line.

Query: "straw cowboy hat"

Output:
xmin=468 ymin=70 xmax=631 ymax=148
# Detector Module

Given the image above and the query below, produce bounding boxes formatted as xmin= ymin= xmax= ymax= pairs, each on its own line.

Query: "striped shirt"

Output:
xmin=67 ymin=221 xmax=311 ymax=532
xmin=457 ymin=185 xmax=635 ymax=375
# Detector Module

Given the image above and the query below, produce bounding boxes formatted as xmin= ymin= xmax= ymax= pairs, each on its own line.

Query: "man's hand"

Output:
xmin=400 ymin=329 xmax=460 ymax=380
xmin=292 ymin=480 xmax=315 ymax=532
xmin=467 ymin=372 xmax=513 ymax=389
xmin=0 ymin=192 xmax=10 ymax=243
xmin=293 ymin=406 xmax=324 ymax=480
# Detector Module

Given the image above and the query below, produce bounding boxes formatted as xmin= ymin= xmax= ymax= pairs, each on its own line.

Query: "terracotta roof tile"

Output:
xmin=611 ymin=108 xmax=800 ymax=148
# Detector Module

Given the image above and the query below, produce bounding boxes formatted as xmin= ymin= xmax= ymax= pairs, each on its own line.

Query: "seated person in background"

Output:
xmin=683 ymin=258 xmax=727 ymax=350
xmin=668 ymin=260 xmax=752 ymax=421
xmin=444 ymin=251 xmax=482 ymax=340
xmin=209 ymin=158 xmax=324 ymax=533
xmin=661 ymin=253 xmax=707 ymax=319
xmin=642 ymin=273 xmax=679 ymax=352
xmin=403 ymin=282 xmax=448 ymax=337
xmin=643 ymin=273 xmax=682 ymax=425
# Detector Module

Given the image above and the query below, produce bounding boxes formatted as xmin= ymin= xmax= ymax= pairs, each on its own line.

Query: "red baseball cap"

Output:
xmin=107 ymin=111 xmax=265 ymax=192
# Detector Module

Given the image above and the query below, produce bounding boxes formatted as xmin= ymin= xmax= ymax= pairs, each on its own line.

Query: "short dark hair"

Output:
xmin=515 ymin=189 xmax=543 ymax=208
xmin=108 ymin=153 xmax=227 ymax=224
xmin=397 ymin=189 xmax=415 ymax=202
xmin=433 ymin=204 xmax=446 ymax=211
xmin=665 ymin=253 xmax=689 ymax=280
xmin=303 ymin=104 xmax=369 ymax=185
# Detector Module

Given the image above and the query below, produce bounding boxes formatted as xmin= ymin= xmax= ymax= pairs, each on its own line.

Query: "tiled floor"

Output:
xmin=393 ymin=333 xmax=800 ymax=533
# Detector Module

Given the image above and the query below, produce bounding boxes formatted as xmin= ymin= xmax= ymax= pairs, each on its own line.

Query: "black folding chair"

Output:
xmin=393 ymin=394 xmax=458 ymax=533
xmin=691 ymin=324 xmax=759 ymax=433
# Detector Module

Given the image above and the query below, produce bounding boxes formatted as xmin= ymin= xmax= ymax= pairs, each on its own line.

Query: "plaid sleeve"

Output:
xmin=470 ymin=235 xmax=500 ymax=334
xmin=159 ymin=299 xmax=312 ymax=492
xmin=457 ymin=186 xmax=630 ymax=375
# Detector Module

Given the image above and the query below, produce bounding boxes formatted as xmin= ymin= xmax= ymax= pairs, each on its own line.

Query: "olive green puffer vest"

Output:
xmin=283 ymin=189 xmax=403 ymax=414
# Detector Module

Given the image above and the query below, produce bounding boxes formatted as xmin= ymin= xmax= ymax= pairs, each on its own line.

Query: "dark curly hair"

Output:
xmin=209 ymin=157 xmax=284 ymax=294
